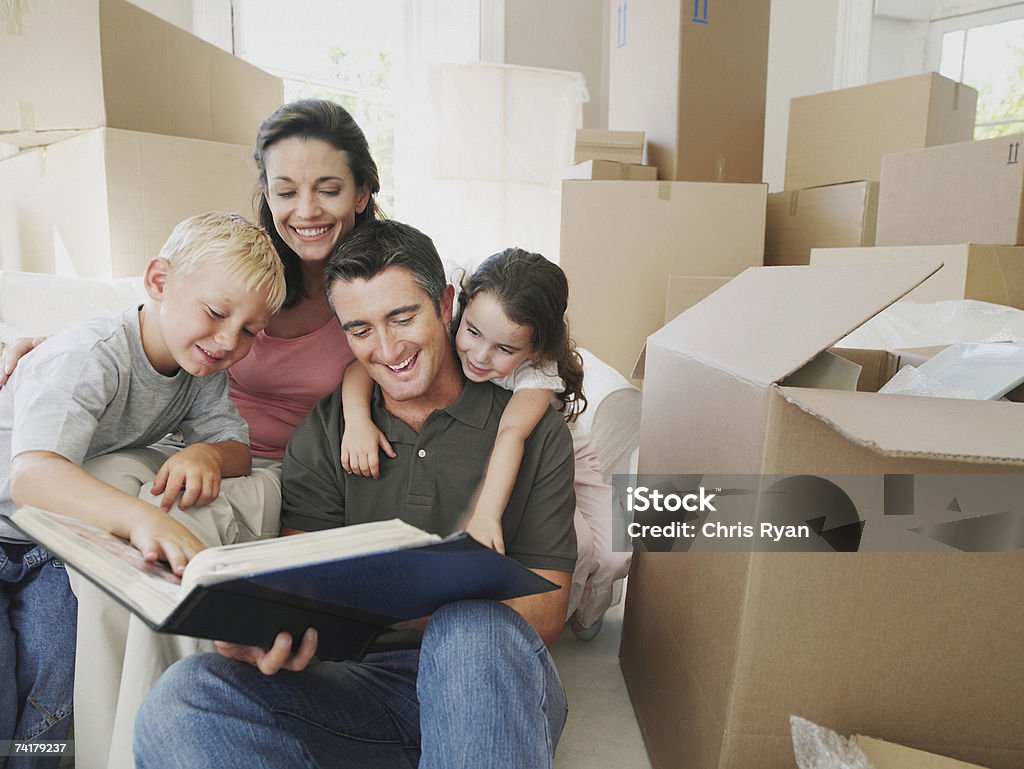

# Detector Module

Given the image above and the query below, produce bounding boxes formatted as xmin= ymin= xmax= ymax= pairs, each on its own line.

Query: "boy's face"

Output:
xmin=145 ymin=260 xmax=274 ymax=377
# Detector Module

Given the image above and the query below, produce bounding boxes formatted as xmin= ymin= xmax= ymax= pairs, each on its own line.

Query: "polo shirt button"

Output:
xmin=418 ymin=449 xmax=426 ymax=458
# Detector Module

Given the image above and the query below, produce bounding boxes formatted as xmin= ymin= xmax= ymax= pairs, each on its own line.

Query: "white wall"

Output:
xmin=503 ymin=0 xmax=607 ymax=128
xmin=762 ymin=1 xmax=841 ymax=190
xmin=126 ymin=0 xmax=194 ymax=32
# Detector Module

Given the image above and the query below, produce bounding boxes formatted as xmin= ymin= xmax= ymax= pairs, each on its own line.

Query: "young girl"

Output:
xmin=340 ymin=248 xmax=631 ymax=636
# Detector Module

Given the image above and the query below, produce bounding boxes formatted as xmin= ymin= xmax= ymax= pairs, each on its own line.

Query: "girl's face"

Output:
xmin=262 ymin=136 xmax=370 ymax=265
xmin=454 ymin=292 xmax=537 ymax=383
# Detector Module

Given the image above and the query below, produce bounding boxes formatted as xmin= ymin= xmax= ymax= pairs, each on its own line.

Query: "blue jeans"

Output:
xmin=0 ymin=543 xmax=77 ymax=769
xmin=135 ymin=600 xmax=568 ymax=768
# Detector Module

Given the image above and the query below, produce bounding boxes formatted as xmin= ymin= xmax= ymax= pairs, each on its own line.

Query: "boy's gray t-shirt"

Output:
xmin=0 ymin=306 xmax=248 ymax=543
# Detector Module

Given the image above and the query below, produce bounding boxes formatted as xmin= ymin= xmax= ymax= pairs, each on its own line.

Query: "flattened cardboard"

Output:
xmin=0 ymin=128 xmax=257 ymax=278
xmin=0 ymin=0 xmax=282 ymax=147
xmin=560 ymin=180 xmax=766 ymax=379
xmin=784 ymin=73 xmax=977 ymax=191
xmin=764 ymin=181 xmax=878 ymax=266
xmin=608 ymin=0 xmax=769 ymax=182
xmin=875 ymin=134 xmax=1024 ymax=247
xmin=810 ymin=244 xmax=1024 ymax=309
xmin=573 ymin=129 xmax=645 ymax=164
xmin=564 ymin=159 xmax=657 ymax=181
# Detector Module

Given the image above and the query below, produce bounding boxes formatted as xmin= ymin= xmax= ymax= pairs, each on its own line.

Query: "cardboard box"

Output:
xmin=0 ymin=0 xmax=283 ymax=147
xmin=624 ymin=264 xmax=1024 ymax=768
xmin=573 ymin=129 xmax=645 ymax=164
xmin=764 ymin=181 xmax=878 ymax=266
xmin=0 ymin=128 xmax=258 ymax=278
xmin=565 ymin=159 xmax=657 ymax=181
xmin=875 ymin=134 xmax=1024 ymax=246
xmin=621 ymin=551 xmax=1024 ymax=769
xmin=664 ymin=276 xmax=731 ymax=324
xmin=636 ymin=260 xmax=1024 ymax=475
xmin=560 ymin=180 xmax=767 ymax=379
xmin=810 ymin=244 xmax=1024 ymax=309
xmin=608 ymin=0 xmax=769 ymax=183
xmin=784 ymin=73 xmax=977 ymax=191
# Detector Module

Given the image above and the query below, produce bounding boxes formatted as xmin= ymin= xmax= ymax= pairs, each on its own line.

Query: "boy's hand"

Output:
xmin=129 ymin=509 xmax=205 ymax=575
xmin=340 ymin=422 xmax=396 ymax=479
xmin=466 ymin=512 xmax=506 ymax=555
xmin=152 ymin=444 xmax=223 ymax=511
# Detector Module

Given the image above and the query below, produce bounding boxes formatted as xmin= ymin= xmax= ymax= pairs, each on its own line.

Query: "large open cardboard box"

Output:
xmin=0 ymin=0 xmax=282 ymax=147
xmin=0 ymin=128 xmax=257 ymax=278
xmin=876 ymin=134 xmax=1024 ymax=247
xmin=621 ymin=261 xmax=1024 ymax=769
xmin=560 ymin=180 xmax=766 ymax=379
xmin=784 ymin=73 xmax=976 ymax=191
xmin=764 ymin=181 xmax=878 ymax=266
xmin=810 ymin=244 xmax=1024 ymax=309
xmin=608 ymin=0 xmax=769 ymax=183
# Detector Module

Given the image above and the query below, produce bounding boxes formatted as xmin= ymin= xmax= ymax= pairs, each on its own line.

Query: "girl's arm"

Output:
xmin=467 ymin=388 xmax=552 ymax=553
xmin=339 ymin=362 xmax=395 ymax=479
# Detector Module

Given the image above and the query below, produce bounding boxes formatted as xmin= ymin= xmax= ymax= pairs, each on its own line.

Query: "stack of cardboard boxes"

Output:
xmin=0 ymin=0 xmax=283 ymax=278
xmin=561 ymin=0 xmax=771 ymax=380
xmin=613 ymin=16 xmax=1024 ymax=769
xmin=812 ymin=131 xmax=1024 ymax=308
xmin=765 ymin=73 xmax=976 ymax=267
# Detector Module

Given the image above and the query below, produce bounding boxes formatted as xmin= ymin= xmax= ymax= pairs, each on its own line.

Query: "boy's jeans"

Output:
xmin=0 ymin=543 xmax=77 ymax=769
xmin=136 ymin=599 xmax=568 ymax=769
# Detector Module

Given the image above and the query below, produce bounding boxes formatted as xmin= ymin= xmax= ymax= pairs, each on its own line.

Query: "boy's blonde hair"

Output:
xmin=159 ymin=212 xmax=286 ymax=314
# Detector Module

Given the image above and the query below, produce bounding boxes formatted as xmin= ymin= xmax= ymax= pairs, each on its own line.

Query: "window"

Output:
xmin=928 ymin=3 xmax=1024 ymax=139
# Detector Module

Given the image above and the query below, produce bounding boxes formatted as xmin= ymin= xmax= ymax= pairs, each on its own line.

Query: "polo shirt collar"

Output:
xmin=370 ymin=379 xmax=494 ymax=443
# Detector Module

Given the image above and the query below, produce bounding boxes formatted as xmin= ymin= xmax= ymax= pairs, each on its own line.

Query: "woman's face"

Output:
xmin=262 ymin=136 xmax=370 ymax=265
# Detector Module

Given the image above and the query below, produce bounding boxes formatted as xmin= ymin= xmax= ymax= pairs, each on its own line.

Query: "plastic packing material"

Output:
xmin=877 ymin=364 xmax=978 ymax=399
xmin=790 ymin=716 xmax=876 ymax=769
xmin=836 ymin=300 xmax=1024 ymax=351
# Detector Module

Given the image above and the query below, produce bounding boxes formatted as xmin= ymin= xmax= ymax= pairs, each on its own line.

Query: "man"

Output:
xmin=134 ymin=220 xmax=578 ymax=769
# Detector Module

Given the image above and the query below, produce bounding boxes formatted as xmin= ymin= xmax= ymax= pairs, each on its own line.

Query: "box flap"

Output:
xmin=778 ymin=386 xmax=1024 ymax=465
xmin=854 ymin=735 xmax=991 ymax=769
xmin=648 ymin=261 xmax=941 ymax=387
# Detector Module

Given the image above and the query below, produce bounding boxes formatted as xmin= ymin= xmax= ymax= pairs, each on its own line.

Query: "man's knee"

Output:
xmin=135 ymin=654 xmax=220 ymax=751
xmin=422 ymin=600 xmax=542 ymax=671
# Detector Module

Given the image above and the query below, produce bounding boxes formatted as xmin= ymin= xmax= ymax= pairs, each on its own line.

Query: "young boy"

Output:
xmin=0 ymin=211 xmax=285 ymax=764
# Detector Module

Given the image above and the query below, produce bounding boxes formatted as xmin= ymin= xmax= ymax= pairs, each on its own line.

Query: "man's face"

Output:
xmin=331 ymin=267 xmax=455 ymax=407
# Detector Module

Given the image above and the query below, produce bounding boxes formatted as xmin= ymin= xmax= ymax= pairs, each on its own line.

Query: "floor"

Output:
xmin=551 ymin=591 xmax=653 ymax=769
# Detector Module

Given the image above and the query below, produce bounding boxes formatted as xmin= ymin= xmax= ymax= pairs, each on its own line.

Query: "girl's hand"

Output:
xmin=151 ymin=444 xmax=223 ymax=511
xmin=340 ymin=422 xmax=396 ymax=479
xmin=128 ymin=509 xmax=205 ymax=576
xmin=466 ymin=512 xmax=506 ymax=555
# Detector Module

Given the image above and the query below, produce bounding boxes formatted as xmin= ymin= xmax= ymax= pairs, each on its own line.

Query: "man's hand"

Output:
xmin=0 ymin=336 xmax=47 ymax=387
xmin=128 ymin=509 xmax=206 ymax=576
xmin=214 ymin=628 xmax=319 ymax=675
xmin=151 ymin=443 xmax=224 ymax=511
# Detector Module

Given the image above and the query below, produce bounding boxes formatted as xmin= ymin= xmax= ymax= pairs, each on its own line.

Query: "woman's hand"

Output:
xmin=0 ymin=336 xmax=47 ymax=387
